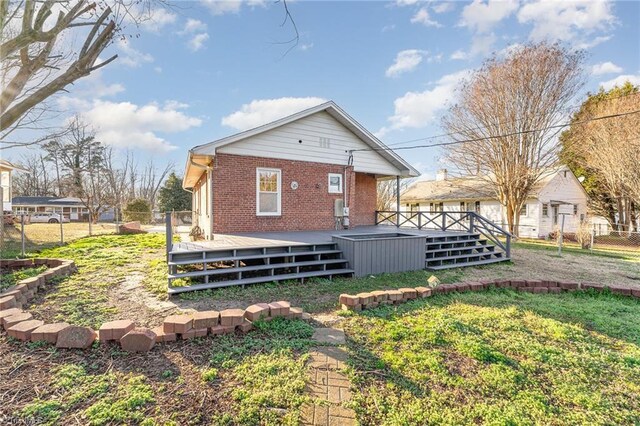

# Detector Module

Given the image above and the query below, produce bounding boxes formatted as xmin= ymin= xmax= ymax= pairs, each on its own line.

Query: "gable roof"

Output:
xmin=184 ymin=101 xmax=419 ymax=188
xmin=402 ymin=167 xmax=579 ymax=203
xmin=12 ymin=196 xmax=86 ymax=206
xmin=0 ymin=159 xmax=28 ymax=172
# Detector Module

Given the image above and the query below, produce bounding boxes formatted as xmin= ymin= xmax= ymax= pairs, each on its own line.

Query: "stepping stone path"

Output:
xmin=302 ymin=327 xmax=356 ymax=426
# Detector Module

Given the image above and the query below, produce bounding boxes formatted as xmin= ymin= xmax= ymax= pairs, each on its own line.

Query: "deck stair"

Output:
xmin=425 ymin=233 xmax=509 ymax=270
xmin=167 ymin=242 xmax=354 ymax=294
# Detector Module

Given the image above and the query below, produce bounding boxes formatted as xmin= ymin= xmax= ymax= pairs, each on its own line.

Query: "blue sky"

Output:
xmin=11 ymin=0 xmax=640 ymax=178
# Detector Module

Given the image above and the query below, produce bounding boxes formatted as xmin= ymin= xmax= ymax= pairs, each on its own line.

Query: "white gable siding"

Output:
xmin=216 ymin=111 xmax=402 ymax=176
xmin=538 ymin=171 xmax=588 ymax=236
xmin=518 ymin=199 xmax=541 ymax=238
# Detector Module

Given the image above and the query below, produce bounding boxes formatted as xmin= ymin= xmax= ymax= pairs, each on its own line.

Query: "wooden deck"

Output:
xmin=172 ymin=225 xmax=465 ymax=253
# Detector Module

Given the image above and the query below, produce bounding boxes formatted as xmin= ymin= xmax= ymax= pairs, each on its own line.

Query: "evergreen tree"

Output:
xmin=158 ymin=173 xmax=192 ymax=212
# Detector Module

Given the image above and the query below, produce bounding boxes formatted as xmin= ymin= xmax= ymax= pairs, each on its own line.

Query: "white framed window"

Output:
xmin=474 ymin=201 xmax=481 ymax=214
xmin=520 ymin=205 xmax=528 ymax=216
xmin=328 ymin=173 xmax=343 ymax=194
xmin=256 ymin=168 xmax=281 ymax=216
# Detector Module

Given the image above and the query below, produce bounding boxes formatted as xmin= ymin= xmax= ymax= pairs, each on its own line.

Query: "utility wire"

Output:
xmin=352 ymin=108 xmax=640 ymax=153
xmin=384 ymin=91 xmax=640 ymax=148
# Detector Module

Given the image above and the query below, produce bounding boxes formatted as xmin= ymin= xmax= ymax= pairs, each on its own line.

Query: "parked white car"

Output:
xmin=30 ymin=212 xmax=70 ymax=224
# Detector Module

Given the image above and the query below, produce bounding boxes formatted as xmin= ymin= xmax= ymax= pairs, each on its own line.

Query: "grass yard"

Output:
xmin=25 ymin=233 xmax=171 ymax=329
xmin=2 ymin=233 xmax=640 ymax=424
xmin=1 ymin=317 xmax=316 ymax=426
xmin=2 ymin=222 xmax=117 ymax=257
xmin=343 ymin=290 xmax=640 ymax=425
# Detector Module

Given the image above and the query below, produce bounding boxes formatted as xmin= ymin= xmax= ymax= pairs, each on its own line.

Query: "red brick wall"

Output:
xmin=211 ymin=154 xmax=377 ymax=233
xmin=352 ymin=173 xmax=377 ymax=227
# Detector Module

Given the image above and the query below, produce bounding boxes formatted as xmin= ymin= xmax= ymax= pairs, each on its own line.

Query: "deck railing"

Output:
xmin=375 ymin=210 xmax=512 ymax=258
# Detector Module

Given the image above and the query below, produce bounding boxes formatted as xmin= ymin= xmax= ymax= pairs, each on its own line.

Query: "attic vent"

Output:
xmin=319 ymin=137 xmax=331 ymax=149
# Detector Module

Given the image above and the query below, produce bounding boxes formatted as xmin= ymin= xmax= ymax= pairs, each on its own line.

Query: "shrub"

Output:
xmin=123 ymin=198 xmax=152 ymax=224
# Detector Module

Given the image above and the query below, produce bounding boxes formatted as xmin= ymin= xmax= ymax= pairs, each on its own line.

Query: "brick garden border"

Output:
xmin=0 ymin=259 xmax=310 ymax=353
xmin=339 ymin=279 xmax=640 ymax=311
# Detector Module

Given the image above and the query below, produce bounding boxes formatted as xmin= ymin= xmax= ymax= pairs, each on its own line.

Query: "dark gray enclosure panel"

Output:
xmin=332 ymin=233 xmax=426 ymax=277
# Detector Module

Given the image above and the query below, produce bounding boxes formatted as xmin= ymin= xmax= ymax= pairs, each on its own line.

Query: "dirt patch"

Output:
xmin=0 ymin=335 xmax=231 ymax=425
xmin=109 ymin=272 xmax=179 ymax=328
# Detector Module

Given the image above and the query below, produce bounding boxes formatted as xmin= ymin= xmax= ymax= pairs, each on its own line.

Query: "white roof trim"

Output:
xmin=190 ymin=101 xmax=419 ymax=177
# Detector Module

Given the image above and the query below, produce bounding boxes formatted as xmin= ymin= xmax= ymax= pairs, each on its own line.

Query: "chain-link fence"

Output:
xmin=510 ymin=222 xmax=640 ymax=252
xmin=1 ymin=210 xmax=194 ymax=257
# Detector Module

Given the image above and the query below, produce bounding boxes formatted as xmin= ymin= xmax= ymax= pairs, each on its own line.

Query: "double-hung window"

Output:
xmin=256 ymin=168 xmax=281 ymax=216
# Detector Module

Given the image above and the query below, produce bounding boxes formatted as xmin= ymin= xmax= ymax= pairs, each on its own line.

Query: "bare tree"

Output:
xmin=0 ymin=0 xmax=175 ymax=145
xmin=442 ymin=43 xmax=585 ymax=236
xmin=41 ymin=116 xmax=111 ymax=221
xmin=1 ymin=1 xmax=116 ymax=135
xmin=561 ymin=85 xmax=640 ymax=231
xmin=135 ymin=159 xmax=172 ymax=209
xmin=12 ymin=152 xmax=55 ymax=196
xmin=377 ymin=178 xmax=415 ymax=211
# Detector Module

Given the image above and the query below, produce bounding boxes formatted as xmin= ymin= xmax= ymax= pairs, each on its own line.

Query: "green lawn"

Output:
xmin=27 ymin=233 xmax=168 ymax=328
xmin=343 ymin=290 xmax=640 ymax=425
xmin=11 ymin=318 xmax=315 ymax=426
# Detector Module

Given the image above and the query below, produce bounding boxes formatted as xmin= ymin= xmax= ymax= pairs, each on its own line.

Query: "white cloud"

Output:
xmin=187 ymin=33 xmax=210 ymax=52
xmin=460 ymin=0 xmax=519 ymax=33
xmin=382 ymin=24 xmax=396 ymax=32
xmin=518 ymin=0 xmax=616 ymax=42
xmin=181 ymin=18 xmax=208 ymax=34
xmin=177 ymin=18 xmax=209 ymax=51
xmin=116 ymin=39 xmax=153 ymax=68
xmin=470 ymin=32 xmax=497 ymax=56
xmin=411 ymin=8 xmax=442 ymax=27
xmin=591 ymin=61 xmax=623 ymax=76
xmin=450 ymin=49 xmax=468 ymax=60
xmin=386 ymin=49 xmax=429 ymax=77
xmin=56 ymin=69 xmax=124 ymax=110
xmin=140 ymin=8 xmax=177 ymax=32
xmin=433 ymin=2 xmax=455 ymax=14
xmin=448 ymin=33 xmax=496 ymax=60
xmin=576 ymin=35 xmax=611 ymax=49
xmin=154 ymin=66 xmax=163 ymax=73
xmin=382 ymin=70 xmax=471 ymax=132
xmin=81 ymin=100 xmax=202 ymax=152
xmin=299 ymin=43 xmax=314 ymax=51
xmin=222 ymin=97 xmax=327 ymax=131
xmin=599 ymin=74 xmax=640 ymax=90
xmin=202 ymin=0 xmax=266 ymax=16
xmin=395 ymin=0 xmax=420 ymax=5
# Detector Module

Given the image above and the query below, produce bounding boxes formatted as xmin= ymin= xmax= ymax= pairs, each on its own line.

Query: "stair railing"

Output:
xmin=375 ymin=210 xmax=512 ymax=258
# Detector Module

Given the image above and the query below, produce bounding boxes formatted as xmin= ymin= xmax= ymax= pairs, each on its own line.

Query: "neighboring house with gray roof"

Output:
xmin=11 ymin=196 xmax=91 ymax=221
xmin=401 ymin=168 xmax=589 ymax=238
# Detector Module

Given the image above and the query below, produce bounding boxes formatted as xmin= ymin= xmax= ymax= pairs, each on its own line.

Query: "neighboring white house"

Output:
xmin=1 ymin=159 xmax=27 ymax=211
xmin=401 ymin=168 xmax=589 ymax=238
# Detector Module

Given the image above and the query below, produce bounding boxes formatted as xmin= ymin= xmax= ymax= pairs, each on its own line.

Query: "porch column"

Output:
xmin=396 ymin=175 xmax=400 ymax=227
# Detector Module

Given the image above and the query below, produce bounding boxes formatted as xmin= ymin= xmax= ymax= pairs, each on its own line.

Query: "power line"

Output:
xmin=353 ymin=108 xmax=640 ymax=153
xmin=384 ymin=91 xmax=640 ymax=148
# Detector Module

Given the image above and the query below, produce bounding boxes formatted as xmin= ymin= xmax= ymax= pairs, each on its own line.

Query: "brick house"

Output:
xmin=183 ymin=101 xmax=419 ymax=238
